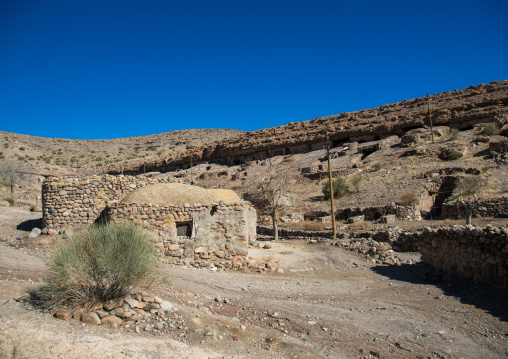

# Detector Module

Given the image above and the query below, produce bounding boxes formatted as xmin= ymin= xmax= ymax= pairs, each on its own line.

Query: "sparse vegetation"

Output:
xmin=322 ymin=177 xmax=350 ymax=200
xmin=456 ymin=176 xmax=483 ymax=225
xmin=399 ymin=191 xmax=419 ymax=206
xmin=1 ymin=196 xmax=15 ymax=206
xmin=374 ymin=162 xmax=382 ymax=171
xmin=351 ymin=174 xmax=364 ymax=193
xmin=448 ymin=128 xmax=459 ymax=140
xmin=483 ymin=122 xmax=500 ymax=136
xmin=447 ymin=149 xmax=463 ymax=160
xmin=33 ymin=222 xmax=158 ymax=309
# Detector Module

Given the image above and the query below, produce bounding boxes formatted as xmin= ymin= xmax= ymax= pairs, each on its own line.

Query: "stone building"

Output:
xmin=42 ymin=176 xmax=257 ymax=268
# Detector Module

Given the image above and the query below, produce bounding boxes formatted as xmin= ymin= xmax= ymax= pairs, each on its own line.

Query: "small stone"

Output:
xmin=144 ymin=324 xmax=152 ymax=331
xmin=103 ymin=298 xmax=124 ymax=311
xmin=232 ymin=335 xmax=239 ymax=341
xmin=95 ymin=309 xmax=110 ymax=318
xmin=160 ymin=300 xmax=174 ymax=312
xmin=72 ymin=307 xmax=86 ymax=319
xmin=54 ymin=308 xmax=72 ymax=321
xmin=142 ymin=296 xmax=155 ymax=303
xmin=29 ymin=228 xmax=42 ymax=238
xmin=102 ymin=315 xmax=123 ymax=326
xmin=124 ymin=298 xmax=140 ymax=308
xmin=153 ymin=296 xmax=163 ymax=304
xmin=81 ymin=312 xmax=101 ymax=325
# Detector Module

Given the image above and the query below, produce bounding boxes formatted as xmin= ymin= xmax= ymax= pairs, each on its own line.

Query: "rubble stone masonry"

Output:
xmin=42 ymin=174 xmax=182 ymax=231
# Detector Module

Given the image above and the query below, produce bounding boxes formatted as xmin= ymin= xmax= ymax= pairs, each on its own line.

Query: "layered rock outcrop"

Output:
xmin=107 ymin=80 xmax=508 ymax=174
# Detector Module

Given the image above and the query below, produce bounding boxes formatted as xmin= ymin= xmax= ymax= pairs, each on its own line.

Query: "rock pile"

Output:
xmin=53 ymin=293 xmax=178 ymax=331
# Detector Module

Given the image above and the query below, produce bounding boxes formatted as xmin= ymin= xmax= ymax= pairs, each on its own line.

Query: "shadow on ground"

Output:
xmin=17 ymin=218 xmax=42 ymax=232
xmin=372 ymin=263 xmax=508 ymax=322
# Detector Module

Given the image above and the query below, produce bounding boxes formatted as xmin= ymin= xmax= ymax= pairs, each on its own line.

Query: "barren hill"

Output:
xmin=0 ymin=128 xmax=244 ymax=176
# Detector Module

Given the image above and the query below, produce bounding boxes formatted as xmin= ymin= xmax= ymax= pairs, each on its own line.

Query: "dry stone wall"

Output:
xmin=441 ymin=197 xmax=508 ymax=219
xmin=42 ymin=175 xmax=182 ymax=231
xmin=418 ymin=225 xmax=508 ymax=287
xmin=100 ymin=201 xmax=257 ymax=269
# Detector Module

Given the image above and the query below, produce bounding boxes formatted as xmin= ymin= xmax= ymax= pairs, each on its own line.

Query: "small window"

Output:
xmin=176 ymin=222 xmax=192 ymax=238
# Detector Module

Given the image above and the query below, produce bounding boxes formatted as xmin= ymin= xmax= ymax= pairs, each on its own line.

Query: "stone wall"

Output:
xmin=42 ymin=175 xmax=182 ymax=231
xmin=418 ymin=225 xmax=508 ymax=287
xmin=99 ymin=201 xmax=257 ymax=269
xmin=334 ymin=204 xmax=422 ymax=221
xmin=441 ymin=197 xmax=508 ymax=219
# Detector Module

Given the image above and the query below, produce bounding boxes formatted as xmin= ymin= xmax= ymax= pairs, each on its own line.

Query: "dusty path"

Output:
xmin=0 ymin=207 xmax=507 ymax=358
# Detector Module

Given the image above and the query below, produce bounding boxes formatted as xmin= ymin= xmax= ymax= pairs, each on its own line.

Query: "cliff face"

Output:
xmin=108 ymin=80 xmax=508 ymax=174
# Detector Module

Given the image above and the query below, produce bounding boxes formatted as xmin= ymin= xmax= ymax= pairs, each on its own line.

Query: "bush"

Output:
xmin=322 ymin=177 xmax=350 ymax=200
xmin=448 ymin=149 xmax=463 ymax=160
xmin=351 ymin=174 xmax=364 ymax=192
xmin=448 ymin=128 xmax=459 ymax=140
xmin=374 ymin=162 xmax=382 ymax=171
xmin=483 ymin=122 xmax=500 ymax=136
xmin=35 ymin=222 xmax=158 ymax=309
xmin=2 ymin=197 xmax=15 ymax=206
xmin=399 ymin=191 xmax=418 ymax=206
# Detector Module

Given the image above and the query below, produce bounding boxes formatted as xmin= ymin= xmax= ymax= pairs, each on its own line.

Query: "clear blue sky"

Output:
xmin=1 ymin=0 xmax=507 ymax=139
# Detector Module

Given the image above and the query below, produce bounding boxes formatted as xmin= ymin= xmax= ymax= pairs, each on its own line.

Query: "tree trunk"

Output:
xmin=466 ymin=207 xmax=473 ymax=225
xmin=272 ymin=208 xmax=278 ymax=241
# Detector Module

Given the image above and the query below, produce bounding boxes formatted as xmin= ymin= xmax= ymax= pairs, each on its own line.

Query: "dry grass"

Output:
xmin=121 ymin=183 xmax=240 ymax=205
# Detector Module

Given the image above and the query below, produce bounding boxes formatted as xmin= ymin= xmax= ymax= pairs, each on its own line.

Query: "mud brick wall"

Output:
xmin=418 ymin=226 xmax=508 ymax=287
xmin=441 ymin=197 xmax=508 ymax=219
xmin=100 ymin=201 xmax=257 ymax=269
xmin=42 ymin=175 xmax=182 ymax=231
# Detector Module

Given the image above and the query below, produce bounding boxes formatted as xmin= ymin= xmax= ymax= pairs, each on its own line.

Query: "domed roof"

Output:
xmin=120 ymin=182 xmax=240 ymax=206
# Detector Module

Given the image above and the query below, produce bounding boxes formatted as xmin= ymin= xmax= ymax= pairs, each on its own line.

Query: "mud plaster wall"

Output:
xmin=100 ymin=201 xmax=257 ymax=269
xmin=42 ymin=175 xmax=182 ymax=231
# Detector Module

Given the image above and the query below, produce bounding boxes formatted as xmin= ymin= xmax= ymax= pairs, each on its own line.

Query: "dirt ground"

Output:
xmin=0 ymin=207 xmax=507 ymax=359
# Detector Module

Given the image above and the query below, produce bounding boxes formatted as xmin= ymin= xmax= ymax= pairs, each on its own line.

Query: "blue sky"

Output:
xmin=1 ymin=0 xmax=507 ymax=139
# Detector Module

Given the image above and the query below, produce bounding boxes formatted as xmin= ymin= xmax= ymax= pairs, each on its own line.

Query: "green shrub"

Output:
xmin=2 ymin=197 xmax=15 ymax=206
xmin=19 ymin=146 xmax=25 ymax=151
xmin=374 ymin=162 xmax=382 ymax=171
xmin=448 ymin=128 xmax=459 ymax=140
xmin=35 ymin=222 xmax=158 ymax=309
xmin=322 ymin=177 xmax=350 ymax=200
xmin=448 ymin=149 xmax=463 ymax=160
xmin=483 ymin=122 xmax=500 ymax=136
xmin=351 ymin=174 xmax=364 ymax=192
xmin=481 ymin=166 xmax=490 ymax=174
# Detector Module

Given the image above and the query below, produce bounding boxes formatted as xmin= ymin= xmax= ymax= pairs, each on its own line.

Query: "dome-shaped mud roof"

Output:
xmin=120 ymin=183 xmax=240 ymax=206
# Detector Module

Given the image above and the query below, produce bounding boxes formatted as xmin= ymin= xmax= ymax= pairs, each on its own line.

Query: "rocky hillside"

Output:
xmin=106 ymin=80 xmax=508 ymax=174
xmin=0 ymin=128 xmax=244 ymax=176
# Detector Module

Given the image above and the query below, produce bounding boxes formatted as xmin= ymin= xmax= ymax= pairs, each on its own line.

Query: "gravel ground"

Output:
xmin=0 ymin=206 xmax=507 ymax=359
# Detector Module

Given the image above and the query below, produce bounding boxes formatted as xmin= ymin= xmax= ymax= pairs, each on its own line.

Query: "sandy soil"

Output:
xmin=0 ymin=207 xmax=507 ymax=359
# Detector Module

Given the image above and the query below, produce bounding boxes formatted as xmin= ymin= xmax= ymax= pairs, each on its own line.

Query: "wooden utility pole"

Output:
xmin=326 ymin=132 xmax=336 ymax=239
xmin=190 ymin=156 xmax=193 ymax=184
xmin=427 ymin=92 xmax=435 ymax=144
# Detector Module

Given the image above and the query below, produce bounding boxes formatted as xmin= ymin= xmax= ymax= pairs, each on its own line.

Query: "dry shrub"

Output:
xmin=399 ymin=191 xmax=419 ymax=206
xmin=33 ymin=222 xmax=158 ymax=309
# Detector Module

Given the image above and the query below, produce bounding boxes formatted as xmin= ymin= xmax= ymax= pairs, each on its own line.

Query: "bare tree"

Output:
xmin=243 ymin=159 xmax=302 ymax=241
xmin=0 ymin=160 xmax=31 ymax=195
xmin=456 ymin=176 xmax=482 ymax=225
